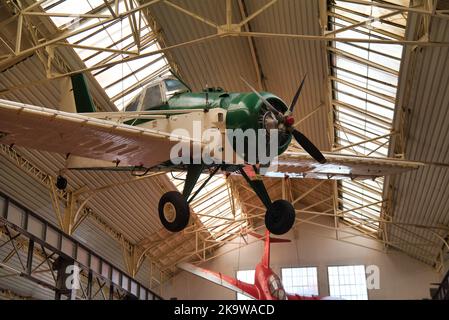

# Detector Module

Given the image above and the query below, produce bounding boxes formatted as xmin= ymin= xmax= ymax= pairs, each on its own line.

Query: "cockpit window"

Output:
xmin=165 ymin=79 xmax=188 ymax=93
xmin=142 ymin=85 xmax=163 ymax=110
xmin=125 ymin=94 xmax=140 ymax=112
xmin=268 ymin=275 xmax=287 ymax=300
xmin=277 ymin=288 xmax=286 ymax=300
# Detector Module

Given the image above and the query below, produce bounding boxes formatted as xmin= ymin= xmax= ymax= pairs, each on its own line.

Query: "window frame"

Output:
xmin=141 ymin=83 xmax=165 ymax=110
xmin=327 ymin=264 xmax=369 ymax=300
xmin=280 ymin=266 xmax=320 ymax=297
xmin=124 ymin=91 xmax=143 ymax=112
xmin=163 ymin=78 xmax=189 ymax=99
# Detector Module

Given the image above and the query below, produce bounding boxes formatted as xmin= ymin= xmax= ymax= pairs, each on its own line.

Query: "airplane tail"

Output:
xmin=248 ymin=230 xmax=290 ymax=268
xmin=60 ymin=73 xmax=96 ymax=113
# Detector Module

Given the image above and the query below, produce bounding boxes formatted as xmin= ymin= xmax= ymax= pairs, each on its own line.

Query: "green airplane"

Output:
xmin=1 ymin=73 xmax=418 ymax=236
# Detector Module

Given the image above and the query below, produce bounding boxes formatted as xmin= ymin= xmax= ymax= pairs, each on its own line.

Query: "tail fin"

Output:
xmin=248 ymin=230 xmax=290 ymax=268
xmin=60 ymin=73 xmax=96 ymax=113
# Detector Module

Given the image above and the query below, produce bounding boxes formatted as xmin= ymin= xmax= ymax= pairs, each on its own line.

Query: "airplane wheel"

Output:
xmin=158 ymin=191 xmax=190 ymax=232
xmin=265 ymin=200 xmax=295 ymax=235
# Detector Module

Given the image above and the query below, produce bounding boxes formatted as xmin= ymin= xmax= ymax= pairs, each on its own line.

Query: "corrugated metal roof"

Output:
xmin=387 ymin=15 xmax=449 ymax=266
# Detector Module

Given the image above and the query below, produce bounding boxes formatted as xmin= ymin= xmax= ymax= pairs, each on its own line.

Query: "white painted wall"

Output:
xmin=162 ymin=217 xmax=440 ymax=300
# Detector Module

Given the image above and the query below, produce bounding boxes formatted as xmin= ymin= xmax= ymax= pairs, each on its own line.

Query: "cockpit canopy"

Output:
xmin=267 ymin=274 xmax=287 ymax=300
xmin=124 ymin=76 xmax=189 ymax=112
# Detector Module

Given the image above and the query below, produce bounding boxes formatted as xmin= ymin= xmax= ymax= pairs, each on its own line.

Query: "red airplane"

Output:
xmin=178 ymin=230 xmax=335 ymax=300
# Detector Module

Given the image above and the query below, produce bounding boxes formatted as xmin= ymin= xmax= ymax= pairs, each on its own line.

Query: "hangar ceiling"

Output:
xmin=0 ymin=0 xmax=449 ymax=298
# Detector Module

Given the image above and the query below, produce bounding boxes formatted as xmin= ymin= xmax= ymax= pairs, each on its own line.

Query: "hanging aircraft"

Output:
xmin=0 ymin=72 xmax=421 ymax=235
xmin=178 ymin=230 xmax=337 ymax=300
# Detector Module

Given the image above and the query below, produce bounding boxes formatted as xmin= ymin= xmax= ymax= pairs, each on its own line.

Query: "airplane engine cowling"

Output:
xmin=225 ymin=92 xmax=292 ymax=164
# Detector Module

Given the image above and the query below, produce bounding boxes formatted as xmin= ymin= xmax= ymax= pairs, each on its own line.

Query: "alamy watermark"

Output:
xmin=63 ymin=264 xmax=381 ymax=291
xmin=169 ymin=122 xmax=281 ymax=170
xmin=65 ymin=265 xmax=81 ymax=290
xmin=366 ymin=265 xmax=380 ymax=290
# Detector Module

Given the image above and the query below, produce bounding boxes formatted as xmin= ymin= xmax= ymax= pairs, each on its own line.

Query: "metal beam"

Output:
xmin=238 ymin=0 xmax=279 ymax=28
xmin=236 ymin=32 xmax=449 ymax=46
xmin=1 ymin=0 xmax=162 ymax=60
xmin=325 ymin=10 xmax=402 ymax=37
xmin=163 ymin=0 xmax=219 ymax=29
xmin=333 ymin=132 xmax=395 ymax=152
xmin=336 ymin=0 xmax=448 ymax=17
xmin=238 ymin=0 xmax=266 ymax=91
xmin=0 ymin=145 xmax=134 ymax=250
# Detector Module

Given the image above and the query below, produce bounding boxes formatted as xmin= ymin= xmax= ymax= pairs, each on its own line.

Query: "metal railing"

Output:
xmin=0 ymin=191 xmax=162 ymax=300
xmin=432 ymin=269 xmax=449 ymax=300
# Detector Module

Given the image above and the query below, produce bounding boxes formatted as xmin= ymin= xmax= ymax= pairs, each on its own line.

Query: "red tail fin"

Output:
xmin=247 ymin=231 xmax=291 ymax=243
xmin=248 ymin=230 xmax=290 ymax=268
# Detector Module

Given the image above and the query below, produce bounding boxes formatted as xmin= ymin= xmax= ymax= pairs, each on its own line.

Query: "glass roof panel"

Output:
xmin=330 ymin=0 xmax=407 ymax=233
xmin=42 ymin=0 xmax=171 ymax=110
xmin=168 ymin=172 xmax=247 ymax=241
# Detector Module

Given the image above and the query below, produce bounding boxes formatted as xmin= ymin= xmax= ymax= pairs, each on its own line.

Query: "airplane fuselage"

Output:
xmin=126 ymin=87 xmax=293 ymax=165
xmin=254 ymin=262 xmax=287 ymax=300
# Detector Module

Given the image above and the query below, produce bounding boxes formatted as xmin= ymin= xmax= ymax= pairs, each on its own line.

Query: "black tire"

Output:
xmin=265 ymin=199 xmax=295 ymax=235
xmin=158 ymin=191 xmax=190 ymax=232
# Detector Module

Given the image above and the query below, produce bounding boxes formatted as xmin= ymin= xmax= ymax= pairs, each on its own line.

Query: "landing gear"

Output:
xmin=158 ymin=191 xmax=190 ymax=232
xmin=158 ymin=165 xmax=221 ymax=233
xmin=157 ymin=165 xmax=296 ymax=235
xmin=265 ymin=200 xmax=295 ymax=235
xmin=239 ymin=166 xmax=295 ymax=235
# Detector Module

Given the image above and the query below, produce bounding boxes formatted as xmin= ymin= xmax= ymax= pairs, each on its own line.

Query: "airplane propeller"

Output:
xmin=239 ymin=76 xmax=284 ymax=122
xmin=286 ymin=74 xmax=307 ymax=116
xmin=240 ymin=76 xmax=326 ymax=164
xmin=290 ymin=128 xmax=326 ymax=163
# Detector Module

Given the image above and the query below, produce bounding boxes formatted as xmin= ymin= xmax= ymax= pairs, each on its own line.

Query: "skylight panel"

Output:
xmin=329 ymin=0 xmax=407 ymax=233
xmin=168 ymin=172 xmax=247 ymax=241
xmin=44 ymin=0 xmax=101 ymax=27
xmin=42 ymin=0 xmax=172 ymax=110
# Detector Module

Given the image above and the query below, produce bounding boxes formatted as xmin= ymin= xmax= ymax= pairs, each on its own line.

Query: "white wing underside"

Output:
xmin=0 ymin=99 xmax=198 ymax=168
xmin=264 ymin=151 xmax=422 ymax=180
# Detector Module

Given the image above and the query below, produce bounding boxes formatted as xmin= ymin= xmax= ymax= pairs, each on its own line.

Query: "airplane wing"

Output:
xmin=0 ymin=99 xmax=198 ymax=168
xmin=177 ymin=262 xmax=259 ymax=299
xmin=263 ymin=151 xmax=422 ymax=180
xmin=81 ymin=108 xmax=206 ymax=122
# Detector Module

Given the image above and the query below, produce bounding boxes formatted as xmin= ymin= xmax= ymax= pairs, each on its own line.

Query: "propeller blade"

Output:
xmin=291 ymin=129 xmax=326 ymax=164
xmin=288 ymin=74 xmax=307 ymax=115
xmin=240 ymin=76 xmax=282 ymax=118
